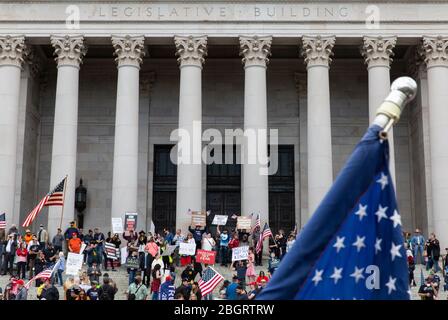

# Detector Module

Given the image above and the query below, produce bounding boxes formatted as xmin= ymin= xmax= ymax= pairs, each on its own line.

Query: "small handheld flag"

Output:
xmin=0 ymin=212 xmax=6 ymax=229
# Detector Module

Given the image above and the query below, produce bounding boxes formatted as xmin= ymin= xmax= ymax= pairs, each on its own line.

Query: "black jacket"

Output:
xmin=41 ymin=286 xmax=59 ymax=300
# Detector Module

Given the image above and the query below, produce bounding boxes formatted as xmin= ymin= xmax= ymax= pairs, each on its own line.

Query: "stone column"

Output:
xmin=301 ymin=35 xmax=335 ymax=216
xmin=47 ymin=35 xmax=86 ymax=235
xmin=421 ymin=36 xmax=448 ymax=248
xmin=174 ymin=35 xmax=207 ymax=231
xmin=0 ymin=35 xmax=26 ymax=229
xmin=361 ymin=36 xmax=397 ymax=183
xmin=110 ymin=35 xmax=145 ymax=227
xmin=239 ymin=36 xmax=272 ymax=224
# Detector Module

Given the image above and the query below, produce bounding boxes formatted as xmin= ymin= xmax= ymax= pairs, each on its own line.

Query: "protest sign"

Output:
xmin=196 ymin=249 xmax=216 ymax=264
xmin=179 ymin=242 xmax=196 ymax=256
xmin=212 ymin=215 xmax=228 ymax=225
xmin=79 ymin=243 xmax=87 ymax=255
xmin=237 ymin=216 xmax=252 ymax=230
xmin=124 ymin=212 xmax=138 ymax=232
xmin=232 ymin=246 xmax=249 ymax=262
xmin=161 ymin=245 xmax=177 ymax=256
xmin=191 ymin=210 xmax=207 ymax=227
xmin=111 ymin=217 xmax=123 ymax=234
xmin=66 ymin=253 xmax=84 ymax=275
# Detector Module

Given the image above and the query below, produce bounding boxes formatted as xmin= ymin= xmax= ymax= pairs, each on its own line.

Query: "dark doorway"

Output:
xmin=152 ymin=145 xmax=177 ymax=233
xmin=206 ymin=145 xmax=241 ymax=232
xmin=269 ymin=145 xmax=296 ymax=234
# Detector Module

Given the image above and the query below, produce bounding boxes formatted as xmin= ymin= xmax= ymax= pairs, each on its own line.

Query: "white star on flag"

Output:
xmin=375 ymin=205 xmax=388 ymax=223
xmin=352 ymin=235 xmax=366 ymax=252
xmin=312 ymin=269 xmax=324 ymax=286
xmin=389 ymin=210 xmax=402 ymax=228
xmin=333 ymin=236 xmax=345 ymax=253
xmin=354 ymin=204 xmax=368 ymax=221
xmin=390 ymin=242 xmax=402 ymax=261
xmin=350 ymin=266 xmax=365 ymax=283
xmin=375 ymin=238 xmax=382 ymax=254
xmin=385 ymin=276 xmax=397 ymax=294
xmin=376 ymin=172 xmax=389 ymax=190
xmin=330 ymin=267 xmax=343 ymax=284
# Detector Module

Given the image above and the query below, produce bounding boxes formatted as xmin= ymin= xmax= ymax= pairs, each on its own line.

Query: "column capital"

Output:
xmin=51 ymin=35 xmax=86 ymax=68
xmin=174 ymin=35 xmax=207 ymax=68
xmin=112 ymin=35 xmax=145 ymax=68
xmin=361 ymin=36 xmax=397 ymax=68
xmin=421 ymin=36 xmax=448 ymax=68
xmin=239 ymin=35 xmax=272 ymax=68
xmin=0 ymin=35 xmax=27 ymax=68
xmin=301 ymin=35 xmax=335 ymax=68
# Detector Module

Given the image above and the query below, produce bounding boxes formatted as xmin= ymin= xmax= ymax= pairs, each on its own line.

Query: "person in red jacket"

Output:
xmin=16 ymin=242 xmax=28 ymax=279
xmin=228 ymin=233 xmax=240 ymax=269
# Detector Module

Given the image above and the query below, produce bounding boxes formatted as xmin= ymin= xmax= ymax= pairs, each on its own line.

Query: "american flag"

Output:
xmin=257 ymin=125 xmax=409 ymax=300
xmin=256 ymin=223 xmax=273 ymax=254
xmin=0 ymin=212 xmax=6 ymax=229
xmin=22 ymin=177 xmax=66 ymax=228
xmin=252 ymin=214 xmax=261 ymax=232
xmin=198 ymin=266 xmax=224 ymax=297
xmin=25 ymin=260 xmax=60 ymax=289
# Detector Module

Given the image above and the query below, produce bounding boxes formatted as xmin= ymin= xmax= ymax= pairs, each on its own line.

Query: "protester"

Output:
xmin=411 ymin=228 xmax=425 ymax=264
xmin=27 ymin=235 xmax=40 ymax=279
xmin=217 ymin=226 xmax=230 ymax=267
xmin=256 ymin=271 xmax=269 ymax=284
xmin=93 ymin=228 xmax=105 ymax=265
xmin=64 ymin=221 xmax=79 ymax=241
xmin=86 ymin=281 xmax=99 ymax=300
xmin=44 ymin=242 xmax=58 ymax=265
xmin=52 ymin=228 xmax=64 ymax=253
xmin=87 ymin=261 xmax=102 ymax=284
xmin=98 ymin=276 xmax=117 ymax=300
xmin=419 ymin=276 xmax=438 ymax=300
xmin=126 ymin=275 xmax=148 ymax=300
xmin=175 ymin=278 xmax=191 ymax=300
xmin=68 ymin=233 xmax=82 ymax=254
xmin=268 ymin=251 xmax=280 ymax=275
xmin=126 ymin=250 xmax=140 ymax=285
xmin=159 ymin=275 xmax=175 ymax=300
xmin=16 ymin=242 xmax=28 ymax=279
xmin=34 ymin=251 xmax=47 ymax=287
xmin=40 ymin=278 xmax=59 ymax=300
xmin=151 ymin=264 xmax=162 ymax=300
xmin=246 ymin=247 xmax=256 ymax=283
xmin=188 ymin=225 xmax=206 ymax=249
xmin=75 ymin=289 xmax=90 ymax=300
xmin=15 ymin=279 xmax=28 ymax=300
xmin=37 ymin=224 xmax=49 ymax=250
xmin=226 ymin=276 xmax=239 ymax=300
xmin=105 ymin=233 xmax=121 ymax=271
xmin=1 ymin=233 xmax=17 ymax=275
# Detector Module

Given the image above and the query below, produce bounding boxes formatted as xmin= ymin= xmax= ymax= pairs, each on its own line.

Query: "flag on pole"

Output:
xmin=25 ymin=259 xmax=60 ymax=289
xmin=252 ymin=214 xmax=261 ymax=232
xmin=256 ymin=125 xmax=409 ymax=300
xmin=22 ymin=177 xmax=67 ymax=227
xmin=256 ymin=223 xmax=272 ymax=254
xmin=198 ymin=266 xmax=224 ymax=297
xmin=0 ymin=212 xmax=6 ymax=229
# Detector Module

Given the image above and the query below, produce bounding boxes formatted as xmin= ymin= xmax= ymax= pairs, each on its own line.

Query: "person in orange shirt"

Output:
xmin=23 ymin=229 xmax=33 ymax=245
xmin=69 ymin=233 xmax=82 ymax=253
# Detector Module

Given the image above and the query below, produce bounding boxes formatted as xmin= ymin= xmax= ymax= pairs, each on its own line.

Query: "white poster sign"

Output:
xmin=79 ymin=243 xmax=87 ymax=255
xmin=121 ymin=247 xmax=128 ymax=265
xmin=232 ymin=246 xmax=249 ymax=262
xmin=179 ymin=242 xmax=196 ymax=256
xmin=161 ymin=245 xmax=177 ymax=256
xmin=66 ymin=253 xmax=84 ymax=275
xmin=112 ymin=217 xmax=124 ymax=234
xmin=212 ymin=215 xmax=228 ymax=225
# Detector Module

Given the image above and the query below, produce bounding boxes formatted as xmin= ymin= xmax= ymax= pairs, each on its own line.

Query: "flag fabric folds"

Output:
xmin=25 ymin=260 xmax=60 ymax=289
xmin=198 ymin=266 xmax=224 ymax=297
xmin=0 ymin=212 xmax=6 ymax=229
xmin=22 ymin=177 xmax=66 ymax=228
xmin=256 ymin=125 xmax=409 ymax=300
xmin=256 ymin=223 xmax=273 ymax=254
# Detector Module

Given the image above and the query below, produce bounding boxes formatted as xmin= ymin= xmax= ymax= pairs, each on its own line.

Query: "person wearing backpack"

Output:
xmin=98 ymin=276 xmax=117 ymax=300
xmin=126 ymin=275 xmax=148 ymax=300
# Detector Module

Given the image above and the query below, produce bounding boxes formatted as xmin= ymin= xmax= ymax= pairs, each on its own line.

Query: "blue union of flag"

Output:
xmin=257 ymin=125 xmax=409 ymax=300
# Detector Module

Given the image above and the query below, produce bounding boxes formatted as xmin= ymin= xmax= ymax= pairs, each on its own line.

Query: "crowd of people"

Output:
xmin=0 ymin=220 xmax=297 ymax=300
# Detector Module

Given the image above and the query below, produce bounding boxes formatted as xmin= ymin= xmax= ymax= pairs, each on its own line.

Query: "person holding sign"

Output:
xmin=188 ymin=225 xmax=206 ymax=250
xmin=216 ymin=226 xmax=230 ymax=267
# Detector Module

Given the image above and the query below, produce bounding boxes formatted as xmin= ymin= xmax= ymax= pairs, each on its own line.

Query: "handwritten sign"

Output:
xmin=124 ymin=212 xmax=138 ymax=232
xmin=111 ymin=218 xmax=123 ymax=234
xmin=66 ymin=253 xmax=84 ymax=275
xmin=179 ymin=242 xmax=196 ymax=256
xmin=196 ymin=249 xmax=216 ymax=265
xmin=191 ymin=211 xmax=206 ymax=227
xmin=212 ymin=215 xmax=228 ymax=225
xmin=237 ymin=216 xmax=252 ymax=230
xmin=232 ymin=246 xmax=249 ymax=262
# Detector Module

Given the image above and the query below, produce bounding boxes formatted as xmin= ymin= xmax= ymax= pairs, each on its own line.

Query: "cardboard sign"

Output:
xmin=179 ymin=242 xmax=196 ymax=256
xmin=196 ymin=249 xmax=216 ymax=265
xmin=124 ymin=212 xmax=138 ymax=232
xmin=111 ymin=218 xmax=124 ymax=234
xmin=212 ymin=215 xmax=228 ymax=225
xmin=191 ymin=211 xmax=207 ymax=227
xmin=66 ymin=253 xmax=84 ymax=275
xmin=232 ymin=246 xmax=249 ymax=262
xmin=237 ymin=216 xmax=252 ymax=230
xmin=161 ymin=245 xmax=177 ymax=257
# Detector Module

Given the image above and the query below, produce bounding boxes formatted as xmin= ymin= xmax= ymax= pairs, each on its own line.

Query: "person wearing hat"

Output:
xmin=68 ymin=232 xmax=82 ymax=254
xmin=37 ymin=224 xmax=49 ymax=251
xmin=159 ymin=275 xmax=175 ymax=300
xmin=15 ymin=279 xmax=27 ymax=300
xmin=64 ymin=221 xmax=79 ymax=241
xmin=410 ymin=228 xmax=425 ymax=265
xmin=23 ymin=229 xmax=33 ymax=245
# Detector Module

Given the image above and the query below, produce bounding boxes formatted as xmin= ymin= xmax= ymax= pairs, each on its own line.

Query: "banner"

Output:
xmin=111 ymin=217 xmax=123 ymax=234
xmin=179 ymin=242 xmax=196 ymax=256
xmin=237 ymin=216 xmax=252 ymax=230
xmin=232 ymin=246 xmax=249 ymax=261
xmin=196 ymin=249 xmax=216 ymax=265
xmin=161 ymin=245 xmax=177 ymax=257
xmin=66 ymin=253 xmax=84 ymax=275
xmin=212 ymin=215 xmax=228 ymax=225
xmin=124 ymin=212 xmax=138 ymax=232
xmin=191 ymin=211 xmax=207 ymax=227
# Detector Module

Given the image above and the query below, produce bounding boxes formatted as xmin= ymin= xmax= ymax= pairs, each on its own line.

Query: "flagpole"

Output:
xmin=58 ymin=175 xmax=68 ymax=231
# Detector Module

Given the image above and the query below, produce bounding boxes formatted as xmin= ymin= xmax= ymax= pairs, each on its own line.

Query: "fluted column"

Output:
xmin=110 ymin=35 xmax=145 ymax=226
xmin=421 ymin=36 xmax=448 ymax=248
xmin=301 ymin=35 xmax=335 ymax=216
xmin=239 ymin=35 xmax=272 ymax=224
xmin=361 ymin=36 xmax=397 ymax=183
xmin=0 ymin=35 xmax=26 ymax=229
xmin=47 ymin=35 xmax=86 ymax=235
